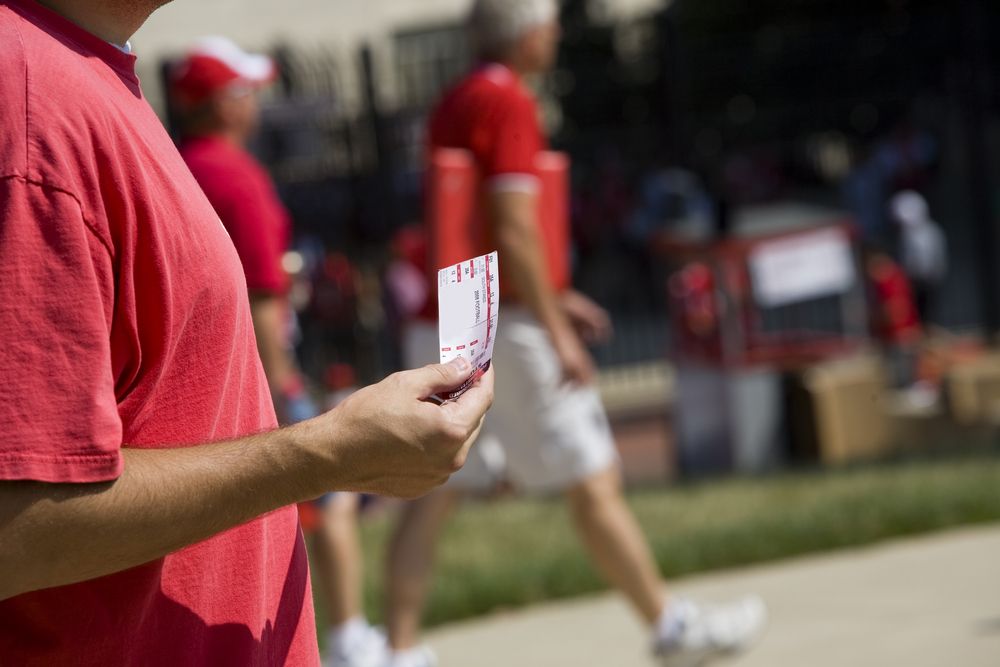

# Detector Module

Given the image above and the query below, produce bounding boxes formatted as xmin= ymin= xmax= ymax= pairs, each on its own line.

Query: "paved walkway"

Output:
xmin=426 ymin=525 xmax=1000 ymax=666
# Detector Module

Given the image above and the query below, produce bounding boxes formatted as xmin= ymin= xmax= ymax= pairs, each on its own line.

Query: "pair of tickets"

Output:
xmin=431 ymin=251 xmax=499 ymax=403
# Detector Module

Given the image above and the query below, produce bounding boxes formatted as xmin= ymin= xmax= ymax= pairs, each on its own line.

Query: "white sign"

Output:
xmin=749 ymin=228 xmax=855 ymax=308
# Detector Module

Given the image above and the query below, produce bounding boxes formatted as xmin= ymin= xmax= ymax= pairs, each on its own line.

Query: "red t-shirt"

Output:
xmin=429 ymin=63 xmax=546 ymax=187
xmin=0 ymin=2 xmax=317 ymax=665
xmin=180 ymin=135 xmax=291 ymax=295
xmin=422 ymin=63 xmax=568 ymax=318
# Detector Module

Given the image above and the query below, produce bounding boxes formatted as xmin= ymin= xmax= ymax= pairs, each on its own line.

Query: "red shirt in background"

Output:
xmin=422 ymin=63 xmax=568 ymax=319
xmin=868 ymin=254 xmax=922 ymax=344
xmin=0 ymin=1 xmax=317 ymax=664
xmin=180 ymin=135 xmax=291 ymax=295
xmin=429 ymin=63 xmax=545 ymax=188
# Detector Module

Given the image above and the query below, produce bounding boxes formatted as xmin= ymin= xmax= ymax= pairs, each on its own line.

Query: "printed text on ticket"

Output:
xmin=434 ymin=251 xmax=499 ymax=402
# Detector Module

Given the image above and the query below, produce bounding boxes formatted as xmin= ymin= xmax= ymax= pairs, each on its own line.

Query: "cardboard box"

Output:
xmin=789 ymin=354 xmax=892 ymax=464
xmin=946 ymin=353 xmax=1000 ymax=425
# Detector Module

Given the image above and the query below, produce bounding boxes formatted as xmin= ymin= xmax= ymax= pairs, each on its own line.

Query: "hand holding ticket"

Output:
xmin=432 ymin=251 xmax=499 ymax=403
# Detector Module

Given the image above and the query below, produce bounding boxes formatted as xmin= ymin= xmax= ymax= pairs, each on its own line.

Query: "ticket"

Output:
xmin=433 ymin=251 xmax=499 ymax=403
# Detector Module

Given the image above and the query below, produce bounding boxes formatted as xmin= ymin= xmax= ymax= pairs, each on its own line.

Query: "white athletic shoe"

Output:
xmin=654 ymin=596 xmax=767 ymax=667
xmin=323 ymin=623 xmax=388 ymax=667
xmin=382 ymin=645 xmax=438 ymax=667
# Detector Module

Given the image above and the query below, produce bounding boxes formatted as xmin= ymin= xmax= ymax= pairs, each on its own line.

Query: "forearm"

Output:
xmin=0 ymin=357 xmax=494 ymax=602
xmin=0 ymin=423 xmax=326 ymax=601
xmin=491 ymin=193 xmax=572 ymax=339
xmin=249 ymin=294 xmax=296 ymax=393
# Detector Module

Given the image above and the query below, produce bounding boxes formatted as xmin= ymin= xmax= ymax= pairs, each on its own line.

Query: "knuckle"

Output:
xmin=416 ymin=412 xmax=444 ymax=441
xmin=427 ymin=411 xmax=457 ymax=440
xmin=443 ymin=420 xmax=468 ymax=444
xmin=389 ymin=371 xmax=408 ymax=389
xmin=423 ymin=413 xmax=448 ymax=439
xmin=424 ymin=363 xmax=450 ymax=382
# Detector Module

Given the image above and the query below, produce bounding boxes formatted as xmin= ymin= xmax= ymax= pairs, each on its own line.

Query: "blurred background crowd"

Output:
xmin=131 ymin=0 xmax=1000 ymax=661
xmin=134 ymin=0 xmax=1000 ymax=478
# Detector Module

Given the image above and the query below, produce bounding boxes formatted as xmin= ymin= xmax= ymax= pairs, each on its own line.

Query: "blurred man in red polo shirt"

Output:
xmin=383 ymin=2 xmax=765 ymax=666
xmin=0 ymin=2 xmax=492 ymax=665
xmin=171 ymin=38 xmax=387 ymax=667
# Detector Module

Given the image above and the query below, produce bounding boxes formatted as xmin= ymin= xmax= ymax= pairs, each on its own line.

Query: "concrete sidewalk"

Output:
xmin=426 ymin=525 xmax=1000 ymax=666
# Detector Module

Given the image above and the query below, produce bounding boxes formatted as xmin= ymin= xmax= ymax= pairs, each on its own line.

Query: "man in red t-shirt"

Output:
xmin=385 ymin=2 xmax=764 ymax=666
xmin=171 ymin=38 xmax=385 ymax=667
xmin=0 ymin=2 xmax=492 ymax=666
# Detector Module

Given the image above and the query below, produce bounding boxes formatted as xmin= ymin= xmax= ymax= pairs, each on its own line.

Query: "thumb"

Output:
xmin=441 ymin=366 xmax=495 ymax=424
xmin=408 ymin=357 xmax=473 ymax=398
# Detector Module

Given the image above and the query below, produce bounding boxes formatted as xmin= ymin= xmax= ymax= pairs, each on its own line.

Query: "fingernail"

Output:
xmin=449 ymin=356 xmax=471 ymax=372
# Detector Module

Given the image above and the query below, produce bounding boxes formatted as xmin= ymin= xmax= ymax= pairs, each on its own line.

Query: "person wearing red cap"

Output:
xmin=0 ymin=2 xmax=493 ymax=666
xmin=172 ymin=37 xmax=295 ymax=411
xmin=170 ymin=37 xmax=388 ymax=667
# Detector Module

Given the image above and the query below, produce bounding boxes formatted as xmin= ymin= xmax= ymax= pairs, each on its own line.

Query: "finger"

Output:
xmin=576 ymin=357 xmax=596 ymax=386
xmin=586 ymin=318 xmax=607 ymax=341
xmin=594 ymin=318 xmax=614 ymax=343
xmin=563 ymin=361 xmax=586 ymax=387
xmin=442 ymin=367 xmax=495 ymax=424
xmin=591 ymin=310 xmax=613 ymax=336
xmin=453 ymin=414 xmax=487 ymax=467
xmin=405 ymin=357 xmax=473 ymax=398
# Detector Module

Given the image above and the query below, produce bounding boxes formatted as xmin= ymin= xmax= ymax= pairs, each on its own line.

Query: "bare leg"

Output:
xmin=312 ymin=493 xmax=364 ymax=627
xmin=566 ymin=465 xmax=666 ymax=624
xmin=385 ymin=488 xmax=463 ymax=650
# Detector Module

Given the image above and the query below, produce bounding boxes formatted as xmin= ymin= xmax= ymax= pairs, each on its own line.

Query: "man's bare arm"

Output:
xmin=0 ymin=362 xmax=493 ymax=601
xmin=489 ymin=190 xmax=595 ymax=384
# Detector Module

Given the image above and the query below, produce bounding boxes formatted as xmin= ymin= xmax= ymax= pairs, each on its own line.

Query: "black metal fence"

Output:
xmin=158 ymin=0 xmax=1000 ymax=388
xmin=161 ymin=16 xmax=673 ymax=385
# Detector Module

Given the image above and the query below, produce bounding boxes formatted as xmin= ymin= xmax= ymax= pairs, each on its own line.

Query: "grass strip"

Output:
xmin=313 ymin=451 xmax=1000 ymax=630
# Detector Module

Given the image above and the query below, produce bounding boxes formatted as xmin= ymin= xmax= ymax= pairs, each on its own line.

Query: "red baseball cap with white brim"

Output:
xmin=170 ymin=36 xmax=277 ymax=107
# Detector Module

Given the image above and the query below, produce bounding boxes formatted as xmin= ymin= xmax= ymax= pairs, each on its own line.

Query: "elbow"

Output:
xmin=0 ymin=557 xmax=63 ymax=602
xmin=495 ymin=218 xmax=535 ymax=253
xmin=494 ymin=226 xmax=518 ymax=256
xmin=0 ymin=561 xmax=27 ymax=601
xmin=0 ymin=541 xmax=41 ymax=601
xmin=0 ymin=537 xmax=51 ymax=601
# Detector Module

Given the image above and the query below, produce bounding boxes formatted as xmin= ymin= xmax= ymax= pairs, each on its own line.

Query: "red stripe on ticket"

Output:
xmin=434 ymin=250 xmax=499 ymax=403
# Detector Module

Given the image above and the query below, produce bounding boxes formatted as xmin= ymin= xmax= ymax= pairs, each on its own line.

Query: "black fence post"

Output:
xmin=158 ymin=59 xmax=181 ymax=140
xmin=359 ymin=43 xmax=400 ymax=236
xmin=959 ymin=0 xmax=998 ymax=338
xmin=657 ymin=4 xmax=684 ymax=166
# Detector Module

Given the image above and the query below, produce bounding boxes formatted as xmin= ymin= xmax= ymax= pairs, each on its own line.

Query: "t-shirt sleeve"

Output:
xmin=482 ymin=94 xmax=544 ymax=193
xmin=0 ymin=177 xmax=123 ymax=483
xmin=215 ymin=176 xmax=289 ymax=295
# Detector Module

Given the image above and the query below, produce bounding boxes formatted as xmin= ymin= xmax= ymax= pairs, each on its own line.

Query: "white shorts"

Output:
xmin=404 ymin=308 xmax=619 ymax=493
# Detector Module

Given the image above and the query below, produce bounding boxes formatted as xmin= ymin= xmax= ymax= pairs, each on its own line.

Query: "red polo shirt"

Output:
xmin=0 ymin=1 xmax=317 ymax=664
xmin=429 ymin=63 xmax=546 ymax=189
xmin=180 ymin=135 xmax=291 ymax=295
